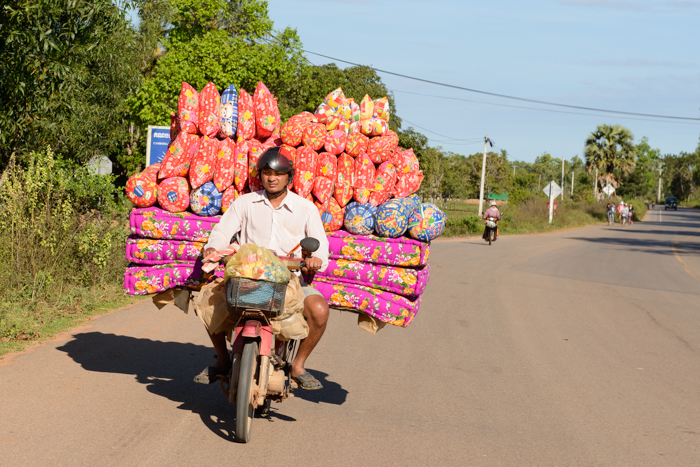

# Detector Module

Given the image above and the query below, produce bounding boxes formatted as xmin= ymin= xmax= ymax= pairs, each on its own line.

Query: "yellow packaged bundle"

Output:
xmin=225 ymin=244 xmax=290 ymax=283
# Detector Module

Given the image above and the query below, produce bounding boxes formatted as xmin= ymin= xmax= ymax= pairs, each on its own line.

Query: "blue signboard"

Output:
xmin=146 ymin=125 xmax=172 ymax=166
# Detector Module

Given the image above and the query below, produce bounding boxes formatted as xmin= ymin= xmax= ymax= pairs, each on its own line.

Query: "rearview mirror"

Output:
xmin=300 ymin=237 xmax=320 ymax=253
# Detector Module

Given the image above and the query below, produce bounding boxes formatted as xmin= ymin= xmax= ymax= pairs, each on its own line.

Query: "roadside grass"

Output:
xmin=0 ymin=284 xmax=143 ymax=357
xmin=442 ymin=197 xmax=648 ymax=237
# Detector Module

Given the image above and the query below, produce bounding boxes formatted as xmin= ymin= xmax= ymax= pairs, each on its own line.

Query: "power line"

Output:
xmin=299 ymin=49 xmax=700 ymax=122
xmin=392 ymin=89 xmax=700 ymax=126
xmin=399 ymin=117 xmax=482 ymax=142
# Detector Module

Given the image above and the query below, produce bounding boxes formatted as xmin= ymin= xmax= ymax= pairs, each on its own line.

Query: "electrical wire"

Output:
xmin=392 ymin=89 xmax=700 ymax=126
xmin=399 ymin=117 xmax=482 ymax=142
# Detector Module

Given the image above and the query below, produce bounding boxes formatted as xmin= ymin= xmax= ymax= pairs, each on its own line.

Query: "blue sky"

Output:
xmin=267 ymin=0 xmax=700 ymax=162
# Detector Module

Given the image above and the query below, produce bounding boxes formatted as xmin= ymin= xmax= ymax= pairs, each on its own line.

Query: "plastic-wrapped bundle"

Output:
xmin=280 ymin=144 xmax=297 ymax=167
xmin=198 ymin=82 xmax=221 ymax=138
xmin=190 ymin=181 xmax=222 ymax=216
xmin=317 ymin=197 xmax=344 ymax=232
xmin=407 ymin=203 xmax=446 ymax=242
xmin=293 ymin=146 xmax=318 ymax=198
xmin=281 ymin=119 xmax=307 ymax=146
xmin=213 ymin=138 xmax=236 ymax=192
xmin=142 ymin=163 xmax=161 ymax=181
xmin=359 ymin=95 xmax=374 ymax=121
xmin=373 ymin=97 xmax=391 ymax=121
xmin=254 ymin=81 xmax=277 ymax=138
xmin=360 ymin=117 xmax=388 ymax=137
xmin=302 ymin=123 xmax=326 ymax=151
xmin=343 ymin=202 xmax=377 ymax=235
xmin=237 ymin=88 xmax=255 ymax=141
xmin=334 ymin=153 xmax=354 ymax=207
xmin=177 ymin=82 xmax=199 ymax=134
xmin=353 ymin=153 xmax=375 ymax=204
xmin=345 ymin=132 xmax=369 ymax=157
xmin=221 ymin=186 xmax=238 ymax=213
xmin=159 ymin=132 xmax=199 ymax=178
xmin=218 ymin=84 xmax=238 ymax=138
xmin=189 ymin=136 xmax=219 ymax=189
xmin=233 ymin=140 xmax=250 ymax=191
xmin=375 ymin=198 xmax=411 ymax=238
xmin=248 ymin=140 xmax=265 ymax=192
xmin=324 ymin=130 xmax=347 ymax=155
xmin=126 ymin=173 xmax=157 ymax=208
xmin=157 ymin=177 xmax=190 ymax=213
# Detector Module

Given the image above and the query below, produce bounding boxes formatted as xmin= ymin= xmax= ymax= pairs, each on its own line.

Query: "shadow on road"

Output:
xmin=57 ymin=332 xmax=347 ymax=442
xmin=570 ymin=234 xmax=700 ymax=255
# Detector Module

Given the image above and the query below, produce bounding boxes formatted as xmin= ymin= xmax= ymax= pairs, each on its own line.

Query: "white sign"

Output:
xmin=88 ymin=156 xmax=112 ymax=175
xmin=543 ymin=181 xmax=562 ymax=199
xmin=602 ymin=185 xmax=615 ymax=196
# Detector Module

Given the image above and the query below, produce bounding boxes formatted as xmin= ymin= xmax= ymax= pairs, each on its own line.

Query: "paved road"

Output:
xmin=2 ymin=207 xmax=699 ymax=466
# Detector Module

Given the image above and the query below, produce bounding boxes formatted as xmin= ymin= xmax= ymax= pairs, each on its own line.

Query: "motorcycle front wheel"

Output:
xmin=235 ymin=338 xmax=259 ymax=443
xmin=489 ymin=229 xmax=494 ymax=245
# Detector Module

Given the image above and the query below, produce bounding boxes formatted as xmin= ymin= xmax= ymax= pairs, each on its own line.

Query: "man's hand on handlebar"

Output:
xmin=302 ymin=256 xmax=322 ymax=274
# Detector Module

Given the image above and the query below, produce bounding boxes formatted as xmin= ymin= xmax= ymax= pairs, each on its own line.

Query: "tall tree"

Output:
xmin=584 ymin=124 xmax=637 ymax=190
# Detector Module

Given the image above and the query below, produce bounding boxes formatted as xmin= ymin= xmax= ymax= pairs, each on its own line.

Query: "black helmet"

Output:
xmin=257 ymin=147 xmax=294 ymax=185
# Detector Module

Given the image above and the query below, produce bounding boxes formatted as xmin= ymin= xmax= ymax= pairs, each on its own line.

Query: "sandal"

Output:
xmin=193 ymin=366 xmax=229 ymax=385
xmin=291 ymin=371 xmax=323 ymax=390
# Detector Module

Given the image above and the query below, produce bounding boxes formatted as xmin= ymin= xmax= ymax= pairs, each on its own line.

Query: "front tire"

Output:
xmin=489 ymin=229 xmax=494 ymax=245
xmin=235 ymin=339 xmax=259 ymax=443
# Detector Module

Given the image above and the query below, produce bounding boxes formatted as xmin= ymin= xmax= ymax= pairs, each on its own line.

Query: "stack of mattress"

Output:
xmin=123 ymin=207 xmax=223 ymax=295
xmin=306 ymin=230 xmax=430 ymax=328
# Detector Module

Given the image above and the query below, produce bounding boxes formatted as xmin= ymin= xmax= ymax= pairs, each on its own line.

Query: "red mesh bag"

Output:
xmin=280 ymin=145 xmax=297 ymax=167
xmin=233 ymin=140 xmax=250 ymax=191
xmin=189 ymin=136 xmax=219 ymax=189
xmin=248 ymin=140 xmax=265 ymax=192
xmin=359 ymin=94 xmax=374 ymax=121
xmin=293 ymin=146 xmax=318 ymax=198
xmin=214 ymin=138 xmax=236 ymax=192
xmin=313 ymin=176 xmax=334 ymax=205
xmin=221 ymin=186 xmax=238 ymax=213
xmin=159 ymin=132 xmax=199 ymax=178
xmin=157 ymin=177 xmax=190 ymax=213
xmin=177 ymin=82 xmax=199 ymax=135
xmin=302 ymin=123 xmax=326 ymax=151
xmin=237 ymin=89 xmax=255 ymax=141
xmin=324 ymin=130 xmax=347 ymax=155
xmin=198 ymin=82 xmax=221 ymax=138
xmin=142 ymin=163 xmax=161 ymax=182
xmin=254 ymin=82 xmax=276 ymax=138
xmin=353 ymin=153 xmax=375 ymax=204
xmin=281 ymin=119 xmax=307 ymax=146
xmin=345 ymin=132 xmax=369 ymax=157
xmin=126 ymin=173 xmax=157 ymax=208
xmin=334 ymin=153 xmax=354 ymax=207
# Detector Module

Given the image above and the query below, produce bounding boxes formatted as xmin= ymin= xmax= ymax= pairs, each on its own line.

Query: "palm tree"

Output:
xmin=584 ymin=124 xmax=637 ymax=191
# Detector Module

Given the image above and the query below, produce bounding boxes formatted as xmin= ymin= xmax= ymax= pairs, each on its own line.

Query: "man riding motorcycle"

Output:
xmin=196 ymin=147 xmax=330 ymax=390
xmin=482 ymin=200 xmax=501 ymax=241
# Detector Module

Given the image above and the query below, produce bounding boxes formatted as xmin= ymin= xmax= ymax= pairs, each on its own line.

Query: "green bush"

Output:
xmin=0 ymin=149 xmax=131 ymax=344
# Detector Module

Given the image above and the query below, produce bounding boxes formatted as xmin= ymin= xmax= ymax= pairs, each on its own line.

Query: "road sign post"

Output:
xmin=146 ymin=125 xmax=171 ymax=166
xmin=543 ymin=181 xmax=562 ymax=224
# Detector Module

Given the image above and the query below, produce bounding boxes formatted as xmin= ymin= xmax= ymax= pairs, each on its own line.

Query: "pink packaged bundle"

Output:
xmin=254 ymin=81 xmax=276 ymax=138
xmin=324 ymin=130 xmax=347 ymax=155
xmin=159 ymin=132 xmax=199 ymax=178
xmin=353 ymin=153 xmax=376 ymax=204
xmin=233 ymin=140 xmax=250 ymax=191
xmin=237 ymin=88 xmax=255 ymax=141
xmin=334 ymin=153 xmax=354 ymax=207
xmin=293 ymin=146 xmax=318 ymax=198
xmin=177 ymin=82 xmax=199 ymax=134
xmin=189 ymin=136 xmax=219 ymax=189
xmin=213 ymin=138 xmax=236 ymax=192
xmin=198 ymin=82 xmax=221 ymax=137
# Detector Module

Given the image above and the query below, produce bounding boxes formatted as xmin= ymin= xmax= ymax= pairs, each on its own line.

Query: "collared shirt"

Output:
xmin=204 ymin=190 xmax=329 ymax=273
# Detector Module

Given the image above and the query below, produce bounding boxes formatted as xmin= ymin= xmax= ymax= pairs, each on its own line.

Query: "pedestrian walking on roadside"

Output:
xmin=628 ymin=204 xmax=635 ymax=224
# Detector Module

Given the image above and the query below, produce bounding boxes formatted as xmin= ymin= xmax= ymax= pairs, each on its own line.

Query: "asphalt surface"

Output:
xmin=1 ymin=206 xmax=699 ymax=466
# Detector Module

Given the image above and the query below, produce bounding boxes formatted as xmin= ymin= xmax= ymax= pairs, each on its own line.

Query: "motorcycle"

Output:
xmin=210 ymin=237 xmax=320 ymax=443
xmin=484 ymin=217 xmax=498 ymax=245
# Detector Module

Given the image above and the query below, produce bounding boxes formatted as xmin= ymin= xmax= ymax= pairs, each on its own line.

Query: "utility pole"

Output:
xmin=536 ymin=174 xmax=541 ymax=206
xmin=511 ymin=164 xmax=518 ymax=176
xmin=478 ymin=135 xmax=492 ymax=217
xmin=571 ymin=170 xmax=575 ymax=197
xmin=594 ymin=168 xmax=598 ymax=198
xmin=657 ymin=167 xmax=662 ymax=202
xmin=561 ymin=157 xmax=565 ymax=201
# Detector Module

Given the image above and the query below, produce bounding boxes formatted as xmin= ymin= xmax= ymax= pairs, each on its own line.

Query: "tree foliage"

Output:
xmin=584 ymin=124 xmax=637 ymax=189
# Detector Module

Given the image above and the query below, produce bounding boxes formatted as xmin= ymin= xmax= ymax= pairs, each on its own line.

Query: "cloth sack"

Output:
xmin=373 ymin=97 xmax=391 ymax=121
xmin=237 ymin=88 xmax=255 ymax=141
xmin=302 ymin=123 xmax=326 ymax=151
xmin=126 ymin=173 xmax=157 ymax=208
xmin=190 ymin=181 xmax=222 ymax=216
xmin=281 ymin=119 xmax=307 ymax=146
xmin=324 ymin=130 xmax=347 ymax=155
xmin=293 ymin=146 xmax=318 ymax=198
xmin=375 ymin=198 xmax=411 ymax=238
xmin=254 ymin=81 xmax=276 ymax=138
xmin=177 ymin=82 xmax=199 ymax=134
xmin=213 ymin=137 xmax=236 ymax=192
xmin=221 ymin=186 xmax=238 ymax=213
xmin=353 ymin=153 xmax=375 ymax=204
xmin=157 ymin=177 xmax=190 ymax=213
xmin=218 ymin=84 xmax=238 ymax=138
xmin=345 ymin=132 xmax=369 ymax=157
xmin=142 ymin=163 xmax=161 ymax=181
xmin=408 ymin=203 xmax=446 ymax=242
xmin=159 ymin=132 xmax=199 ymax=178
xmin=359 ymin=95 xmax=374 ymax=121
xmin=247 ymin=140 xmax=265 ymax=192
xmin=198 ymin=82 xmax=221 ymax=138
xmin=343 ymin=202 xmax=377 ymax=235
xmin=189 ymin=136 xmax=219 ymax=189
xmin=334 ymin=153 xmax=354 ymax=207
xmin=360 ymin=118 xmax=388 ymax=137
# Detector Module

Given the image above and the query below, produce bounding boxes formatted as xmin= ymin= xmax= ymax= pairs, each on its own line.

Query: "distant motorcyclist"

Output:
xmin=482 ymin=200 xmax=502 ymax=241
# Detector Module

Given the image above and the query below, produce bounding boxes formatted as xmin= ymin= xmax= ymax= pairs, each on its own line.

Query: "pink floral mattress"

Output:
xmin=310 ymin=259 xmax=429 ymax=297
xmin=130 ymin=207 xmax=220 ymax=242
xmin=124 ymin=262 xmax=223 ymax=295
xmin=125 ymin=237 xmax=205 ymax=265
xmin=309 ymin=281 xmax=421 ymax=328
xmin=326 ymin=230 xmax=430 ymax=267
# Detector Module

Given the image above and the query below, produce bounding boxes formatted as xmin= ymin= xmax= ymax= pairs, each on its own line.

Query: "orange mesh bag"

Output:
xmin=126 ymin=173 xmax=157 ymax=208
xmin=334 ymin=153 xmax=354 ymax=207
xmin=373 ymin=97 xmax=391 ymax=121
xmin=177 ymin=82 xmax=199 ymax=135
xmin=359 ymin=94 xmax=374 ymax=121
xmin=159 ymin=132 xmax=199 ymax=178
xmin=198 ymin=82 xmax=221 ymax=138
xmin=157 ymin=177 xmax=190 ymax=213
xmin=233 ymin=140 xmax=250 ymax=191
xmin=281 ymin=119 xmax=307 ymax=146
xmin=142 ymin=163 xmax=161 ymax=182
xmin=293 ymin=146 xmax=318 ymax=198
xmin=353 ymin=153 xmax=376 ymax=204
xmin=345 ymin=132 xmax=369 ymax=157
xmin=254 ymin=81 xmax=276 ymax=138
xmin=324 ymin=130 xmax=347 ymax=155
xmin=237 ymin=89 xmax=255 ymax=141
xmin=221 ymin=186 xmax=238 ymax=213
xmin=189 ymin=136 xmax=219 ymax=189
xmin=314 ymin=102 xmax=334 ymax=124
xmin=248 ymin=140 xmax=265 ymax=192
xmin=213 ymin=138 xmax=236 ymax=192
xmin=302 ymin=123 xmax=326 ymax=151
xmin=360 ymin=117 xmax=388 ymax=137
